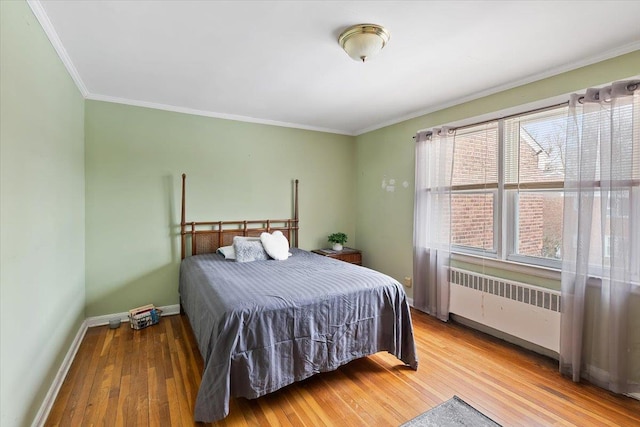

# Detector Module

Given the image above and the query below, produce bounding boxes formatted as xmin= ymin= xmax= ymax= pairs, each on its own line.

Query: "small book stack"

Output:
xmin=128 ymin=304 xmax=162 ymax=330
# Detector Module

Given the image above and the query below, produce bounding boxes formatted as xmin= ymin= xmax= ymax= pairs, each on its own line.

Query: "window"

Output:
xmin=433 ymin=101 xmax=640 ymax=271
xmin=504 ymin=107 xmax=567 ymax=267
xmin=449 ymin=105 xmax=569 ymax=268
xmin=450 ymin=123 xmax=498 ymax=254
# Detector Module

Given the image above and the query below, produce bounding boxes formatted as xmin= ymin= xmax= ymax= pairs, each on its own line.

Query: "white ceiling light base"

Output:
xmin=338 ymin=24 xmax=390 ymax=62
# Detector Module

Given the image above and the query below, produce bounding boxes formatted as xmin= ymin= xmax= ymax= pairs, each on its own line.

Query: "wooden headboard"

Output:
xmin=180 ymin=174 xmax=299 ymax=259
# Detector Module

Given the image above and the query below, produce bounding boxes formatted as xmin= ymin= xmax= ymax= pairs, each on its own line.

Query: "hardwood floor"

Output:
xmin=45 ymin=309 xmax=640 ymax=426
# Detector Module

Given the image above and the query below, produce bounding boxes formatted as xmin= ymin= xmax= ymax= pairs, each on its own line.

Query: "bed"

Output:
xmin=178 ymin=174 xmax=418 ymax=422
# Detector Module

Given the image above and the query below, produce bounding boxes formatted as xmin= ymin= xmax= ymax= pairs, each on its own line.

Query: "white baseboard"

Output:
xmin=31 ymin=319 xmax=88 ymax=427
xmin=407 ymin=297 xmax=414 ymax=307
xmin=85 ymin=304 xmax=181 ymax=327
xmin=33 ymin=304 xmax=181 ymax=426
xmin=627 ymin=392 xmax=640 ymax=401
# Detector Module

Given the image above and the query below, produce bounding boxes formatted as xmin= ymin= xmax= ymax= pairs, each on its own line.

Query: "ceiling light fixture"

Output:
xmin=338 ymin=23 xmax=390 ymax=63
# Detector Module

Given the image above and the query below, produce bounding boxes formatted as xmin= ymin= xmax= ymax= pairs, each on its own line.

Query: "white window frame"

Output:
xmin=505 ymin=188 xmax=564 ymax=270
xmin=450 ymin=104 xmax=568 ymax=269
xmin=450 ymin=188 xmax=498 ymax=257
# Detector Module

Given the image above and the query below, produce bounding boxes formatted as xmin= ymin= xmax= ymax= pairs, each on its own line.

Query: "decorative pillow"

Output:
xmin=260 ymin=231 xmax=290 ymax=261
xmin=216 ymin=245 xmax=235 ymax=260
xmin=233 ymin=236 xmax=268 ymax=263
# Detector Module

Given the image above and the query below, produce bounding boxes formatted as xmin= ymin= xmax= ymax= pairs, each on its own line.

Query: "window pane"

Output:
xmin=505 ymin=107 xmax=568 ymax=185
xmin=515 ymin=191 xmax=563 ymax=259
xmin=452 ymin=123 xmax=498 ymax=187
xmin=451 ymin=192 xmax=494 ymax=251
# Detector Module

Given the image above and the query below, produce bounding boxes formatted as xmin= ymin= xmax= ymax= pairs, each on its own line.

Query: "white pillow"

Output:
xmin=260 ymin=231 xmax=290 ymax=261
xmin=216 ymin=245 xmax=235 ymax=260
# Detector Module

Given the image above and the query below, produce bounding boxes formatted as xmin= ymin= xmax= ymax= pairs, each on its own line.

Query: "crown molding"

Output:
xmin=86 ymin=93 xmax=354 ymax=136
xmin=27 ymin=0 xmax=89 ymax=97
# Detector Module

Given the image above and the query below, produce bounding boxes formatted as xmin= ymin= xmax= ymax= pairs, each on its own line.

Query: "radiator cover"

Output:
xmin=449 ymin=267 xmax=561 ymax=352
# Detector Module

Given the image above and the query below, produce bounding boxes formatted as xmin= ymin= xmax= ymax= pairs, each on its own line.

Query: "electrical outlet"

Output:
xmin=404 ymin=276 xmax=412 ymax=288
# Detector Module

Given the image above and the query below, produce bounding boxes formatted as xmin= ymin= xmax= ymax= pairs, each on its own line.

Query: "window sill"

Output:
xmin=451 ymin=252 xmax=640 ymax=295
xmin=451 ymin=252 xmax=561 ymax=281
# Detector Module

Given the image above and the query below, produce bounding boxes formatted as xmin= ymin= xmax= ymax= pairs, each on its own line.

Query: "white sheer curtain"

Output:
xmin=560 ymin=80 xmax=640 ymax=394
xmin=413 ymin=128 xmax=454 ymax=321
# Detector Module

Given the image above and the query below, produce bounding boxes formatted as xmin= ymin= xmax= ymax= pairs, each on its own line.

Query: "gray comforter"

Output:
xmin=179 ymin=248 xmax=418 ymax=422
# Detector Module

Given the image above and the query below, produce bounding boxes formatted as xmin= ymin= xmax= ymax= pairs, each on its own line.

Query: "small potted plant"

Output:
xmin=328 ymin=232 xmax=348 ymax=251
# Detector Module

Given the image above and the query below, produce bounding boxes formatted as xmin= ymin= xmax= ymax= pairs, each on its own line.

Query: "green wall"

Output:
xmin=355 ymin=50 xmax=640 ymax=298
xmin=0 ymin=1 xmax=85 ymax=426
xmin=84 ymin=101 xmax=355 ymax=316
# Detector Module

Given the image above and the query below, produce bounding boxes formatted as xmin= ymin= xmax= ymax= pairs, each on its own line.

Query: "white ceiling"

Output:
xmin=32 ymin=1 xmax=640 ymax=136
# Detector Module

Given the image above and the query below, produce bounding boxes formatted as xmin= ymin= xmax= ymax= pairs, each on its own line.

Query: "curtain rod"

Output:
xmin=412 ymin=101 xmax=569 ymax=140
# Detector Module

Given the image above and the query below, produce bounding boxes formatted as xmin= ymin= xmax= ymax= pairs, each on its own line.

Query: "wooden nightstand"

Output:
xmin=312 ymin=247 xmax=362 ymax=266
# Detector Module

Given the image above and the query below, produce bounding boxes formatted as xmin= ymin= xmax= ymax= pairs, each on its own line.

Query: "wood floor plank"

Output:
xmin=163 ymin=316 xmax=191 ymax=424
xmin=64 ymin=328 xmax=107 ymax=426
xmin=132 ymin=326 xmax=150 ymax=426
xmin=45 ymin=327 xmax=100 ymax=426
xmin=46 ymin=310 xmax=640 ymax=426
xmin=281 ymin=387 xmax=325 ymax=427
xmin=257 ymin=392 xmax=295 ymax=427
xmin=114 ymin=373 xmax=131 ymax=427
xmin=323 ymin=367 xmax=402 ymax=425
xmin=103 ymin=327 xmax=125 ymax=426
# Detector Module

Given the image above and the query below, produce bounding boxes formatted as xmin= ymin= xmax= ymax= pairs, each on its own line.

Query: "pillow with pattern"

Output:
xmin=233 ymin=236 xmax=268 ymax=263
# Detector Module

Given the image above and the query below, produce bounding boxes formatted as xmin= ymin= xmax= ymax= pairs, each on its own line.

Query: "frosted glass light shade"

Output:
xmin=338 ymin=24 xmax=390 ymax=62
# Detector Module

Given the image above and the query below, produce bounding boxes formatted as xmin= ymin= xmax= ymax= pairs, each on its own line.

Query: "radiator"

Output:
xmin=449 ymin=267 xmax=561 ymax=352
